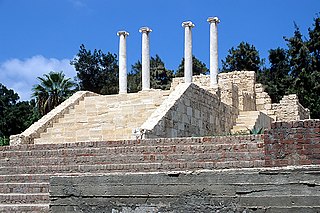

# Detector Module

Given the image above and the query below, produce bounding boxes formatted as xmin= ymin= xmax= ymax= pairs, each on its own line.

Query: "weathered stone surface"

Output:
xmin=49 ymin=166 xmax=320 ymax=213
xmin=141 ymin=83 xmax=238 ymax=138
xmin=9 ymin=91 xmax=98 ymax=145
xmin=11 ymin=71 xmax=309 ymax=146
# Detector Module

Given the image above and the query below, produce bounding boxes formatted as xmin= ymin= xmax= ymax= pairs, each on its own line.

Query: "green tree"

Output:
xmin=128 ymin=55 xmax=174 ymax=92
xmin=0 ymin=83 xmax=38 ymax=145
xmin=221 ymin=42 xmax=263 ymax=72
xmin=175 ymin=55 xmax=209 ymax=77
xmin=32 ymin=71 xmax=76 ymax=116
xmin=258 ymin=48 xmax=292 ymax=103
xmin=150 ymin=55 xmax=174 ymax=90
xmin=128 ymin=60 xmax=142 ymax=93
xmin=306 ymin=16 xmax=320 ymax=118
xmin=284 ymin=24 xmax=319 ymax=118
xmin=308 ymin=16 xmax=320 ymax=72
xmin=71 ymin=44 xmax=119 ymax=95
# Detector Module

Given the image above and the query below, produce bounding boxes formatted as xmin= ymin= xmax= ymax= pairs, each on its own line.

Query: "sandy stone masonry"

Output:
xmin=171 ymin=71 xmax=310 ymax=122
xmin=10 ymin=71 xmax=310 ymax=145
xmin=10 ymin=91 xmax=97 ymax=145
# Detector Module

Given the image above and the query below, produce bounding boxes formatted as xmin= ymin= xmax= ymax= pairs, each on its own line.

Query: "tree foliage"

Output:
xmin=258 ymin=48 xmax=292 ymax=103
xmin=0 ymin=84 xmax=38 ymax=145
xmin=71 ymin=44 xmax=119 ymax=95
xmin=128 ymin=55 xmax=174 ymax=92
xmin=221 ymin=42 xmax=263 ymax=72
xmin=285 ymin=19 xmax=320 ymax=118
xmin=32 ymin=71 xmax=76 ymax=116
xmin=175 ymin=55 xmax=209 ymax=77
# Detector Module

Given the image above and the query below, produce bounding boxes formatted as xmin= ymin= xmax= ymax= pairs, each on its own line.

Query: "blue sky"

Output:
xmin=0 ymin=0 xmax=319 ymax=100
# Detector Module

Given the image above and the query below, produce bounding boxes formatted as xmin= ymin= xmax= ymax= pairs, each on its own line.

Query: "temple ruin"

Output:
xmin=1 ymin=18 xmax=318 ymax=212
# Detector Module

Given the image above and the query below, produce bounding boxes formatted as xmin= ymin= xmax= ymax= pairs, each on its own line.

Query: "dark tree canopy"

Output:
xmin=258 ymin=48 xmax=292 ymax=103
xmin=128 ymin=55 xmax=174 ymax=92
xmin=221 ymin=42 xmax=263 ymax=72
xmin=0 ymin=83 xmax=38 ymax=145
xmin=175 ymin=55 xmax=209 ymax=77
xmin=285 ymin=21 xmax=320 ymax=118
xmin=150 ymin=55 xmax=174 ymax=90
xmin=71 ymin=44 xmax=119 ymax=95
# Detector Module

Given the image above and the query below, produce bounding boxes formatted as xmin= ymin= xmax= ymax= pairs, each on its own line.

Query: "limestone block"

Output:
xmin=186 ymin=107 xmax=193 ymax=116
xmin=194 ymin=109 xmax=200 ymax=119
xmin=256 ymin=98 xmax=266 ymax=105
xmin=178 ymin=122 xmax=185 ymax=131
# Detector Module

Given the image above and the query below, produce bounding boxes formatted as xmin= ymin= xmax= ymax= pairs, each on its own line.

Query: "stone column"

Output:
xmin=117 ymin=31 xmax=129 ymax=94
xmin=182 ymin=21 xmax=195 ymax=83
xmin=139 ymin=27 xmax=152 ymax=90
xmin=207 ymin=17 xmax=220 ymax=87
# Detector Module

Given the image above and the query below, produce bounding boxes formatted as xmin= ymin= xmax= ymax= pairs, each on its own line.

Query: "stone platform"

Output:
xmin=50 ymin=166 xmax=320 ymax=213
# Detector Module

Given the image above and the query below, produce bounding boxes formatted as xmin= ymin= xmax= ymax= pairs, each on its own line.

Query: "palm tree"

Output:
xmin=32 ymin=71 xmax=76 ymax=116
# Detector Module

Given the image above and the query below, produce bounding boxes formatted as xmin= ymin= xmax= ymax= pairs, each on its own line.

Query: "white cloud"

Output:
xmin=69 ymin=0 xmax=86 ymax=8
xmin=0 ymin=55 xmax=76 ymax=101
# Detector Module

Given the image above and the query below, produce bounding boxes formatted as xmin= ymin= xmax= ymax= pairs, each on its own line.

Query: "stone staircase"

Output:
xmin=0 ymin=135 xmax=265 ymax=212
xmin=231 ymin=111 xmax=272 ymax=134
xmin=34 ymin=90 xmax=170 ymax=144
xmin=50 ymin=166 xmax=320 ymax=212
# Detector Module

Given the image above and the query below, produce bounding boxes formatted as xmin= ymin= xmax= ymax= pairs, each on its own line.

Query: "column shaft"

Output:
xmin=117 ymin=31 xmax=129 ymax=94
xmin=207 ymin=17 xmax=220 ymax=87
xmin=139 ymin=27 xmax=152 ymax=90
xmin=182 ymin=21 xmax=195 ymax=83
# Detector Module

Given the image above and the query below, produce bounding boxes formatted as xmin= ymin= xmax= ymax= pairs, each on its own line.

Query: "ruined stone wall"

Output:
xmin=141 ymin=83 xmax=238 ymax=138
xmin=269 ymin=94 xmax=310 ymax=121
xmin=265 ymin=119 xmax=320 ymax=167
xmin=218 ymin=71 xmax=256 ymax=111
xmin=171 ymin=71 xmax=256 ymax=111
xmin=50 ymin=167 xmax=320 ymax=213
xmin=170 ymin=74 xmax=211 ymax=90
xmin=219 ymin=81 xmax=239 ymax=108
xmin=255 ymin=83 xmax=272 ymax=111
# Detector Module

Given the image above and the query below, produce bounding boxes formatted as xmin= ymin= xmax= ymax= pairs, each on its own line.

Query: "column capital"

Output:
xmin=182 ymin=21 xmax=195 ymax=28
xmin=117 ymin=31 xmax=129 ymax=37
xmin=139 ymin=27 xmax=152 ymax=33
xmin=207 ymin=17 xmax=220 ymax=24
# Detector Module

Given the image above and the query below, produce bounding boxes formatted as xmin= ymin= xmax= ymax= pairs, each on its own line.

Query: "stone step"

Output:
xmin=231 ymin=127 xmax=251 ymax=134
xmin=0 ymin=174 xmax=51 ymax=184
xmin=231 ymin=111 xmax=262 ymax=134
xmin=0 ymin=173 xmax=103 ymax=184
xmin=70 ymin=102 xmax=161 ymax=115
xmin=235 ymin=115 xmax=258 ymax=119
xmin=234 ymin=123 xmax=255 ymax=129
xmin=254 ymin=206 xmax=320 ymax=213
xmin=0 ymin=150 xmax=265 ymax=167
xmin=236 ymin=117 xmax=259 ymax=122
xmin=0 ymin=193 xmax=49 ymax=204
xmin=0 ymin=183 xmax=48 ymax=193
xmin=233 ymin=126 xmax=255 ymax=131
xmin=1 ymin=136 xmax=264 ymax=153
xmin=237 ymin=195 xmax=320 ymax=209
xmin=0 ymin=204 xmax=49 ymax=213
xmin=33 ymin=89 xmax=171 ymax=144
xmin=0 ymin=160 xmax=266 ymax=175
xmin=0 ymin=142 xmax=264 ymax=160
xmin=236 ymin=113 xmax=259 ymax=117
